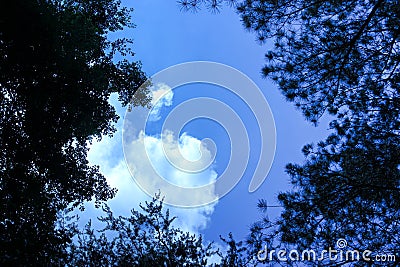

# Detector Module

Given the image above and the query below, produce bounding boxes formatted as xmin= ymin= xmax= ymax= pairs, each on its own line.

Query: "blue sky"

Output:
xmin=84 ymin=0 xmax=332 ymax=246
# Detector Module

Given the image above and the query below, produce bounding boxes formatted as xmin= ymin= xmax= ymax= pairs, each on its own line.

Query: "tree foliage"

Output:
xmin=181 ymin=0 xmax=400 ymax=266
xmin=61 ymin=195 xmax=268 ymax=267
xmin=252 ymin=126 xmax=400 ymax=266
xmin=63 ymin=195 xmax=218 ymax=267
xmin=238 ymin=0 xmax=400 ymax=126
xmin=0 ymin=0 xmax=148 ymax=264
xmin=236 ymin=1 xmax=400 ymax=265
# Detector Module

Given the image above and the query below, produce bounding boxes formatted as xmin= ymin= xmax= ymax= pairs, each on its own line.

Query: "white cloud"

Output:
xmin=148 ymin=83 xmax=174 ymax=121
xmin=171 ymin=203 xmax=215 ymax=234
xmin=124 ymin=130 xmax=218 ymax=206
xmin=143 ymin=131 xmax=216 ymax=186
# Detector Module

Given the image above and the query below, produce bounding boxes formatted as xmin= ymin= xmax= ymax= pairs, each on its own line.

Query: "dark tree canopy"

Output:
xmin=0 ymin=0 xmax=148 ymax=264
xmin=62 ymin=195 xmax=263 ymax=266
xmin=236 ymin=2 xmax=400 ymax=264
xmin=181 ymin=0 xmax=400 ymax=266
xmin=63 ymin=195 xmax=218 ymax=267
xmin=238 ymin=0 xmax=400 ymax=127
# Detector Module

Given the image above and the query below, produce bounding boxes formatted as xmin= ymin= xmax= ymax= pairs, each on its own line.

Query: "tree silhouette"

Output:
xmin=0 ymin=0 xmax=148 ymax=264
xmin=64 ymin=194 xmax=218 ymax=266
